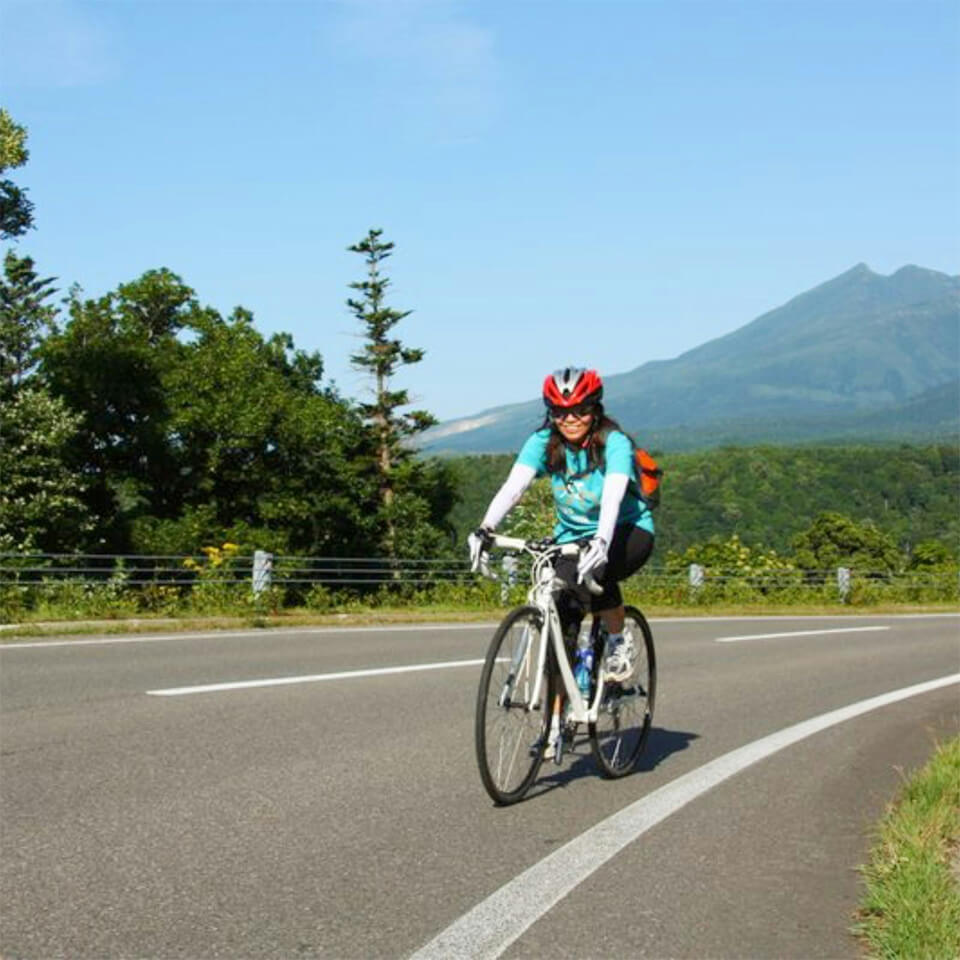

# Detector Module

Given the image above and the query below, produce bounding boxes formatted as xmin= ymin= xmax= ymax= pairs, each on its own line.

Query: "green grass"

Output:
xmin=855 ymin=736 xmax=960 ymax=959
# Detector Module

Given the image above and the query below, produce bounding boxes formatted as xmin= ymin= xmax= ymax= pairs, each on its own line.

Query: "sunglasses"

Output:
xmin=550 ymin=404 xmax=596 ymax=421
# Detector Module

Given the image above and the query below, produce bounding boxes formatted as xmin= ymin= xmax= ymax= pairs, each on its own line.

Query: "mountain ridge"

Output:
xmin=422 ymin=263 xmax=959 ymax=454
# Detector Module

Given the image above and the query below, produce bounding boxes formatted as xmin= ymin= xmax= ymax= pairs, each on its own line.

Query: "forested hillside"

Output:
xmin=448 ymin=444 xmax=960 ymax=563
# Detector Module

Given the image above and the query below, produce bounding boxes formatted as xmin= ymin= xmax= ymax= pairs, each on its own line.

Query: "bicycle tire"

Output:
xmin=589 ymin=605 xmax=656 ymax=778
xmin=475 ymin=605 xmax=547 ymax=805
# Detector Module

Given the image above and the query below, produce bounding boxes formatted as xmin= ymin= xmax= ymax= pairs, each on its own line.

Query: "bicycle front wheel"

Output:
xmin=589 ymin=605 xmax=656 ymax=778
xmin=475 ymin=606 xmax=547 ymax=805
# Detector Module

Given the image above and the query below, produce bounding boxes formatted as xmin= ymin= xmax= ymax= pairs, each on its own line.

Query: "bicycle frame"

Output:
xmin=487 ymin=534 xmax=604 ymax=726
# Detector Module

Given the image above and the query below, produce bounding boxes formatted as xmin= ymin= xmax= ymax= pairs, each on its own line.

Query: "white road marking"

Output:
xmin=716 ymin=625 xmax=891 ymax=643
xmin=2 ymin=613 xmax=955 ymax=650
xmin=147 ymin=658 xmax=487 ymax=696
xmin=1 ymin=623 xmax=498 ymax=650
xmin=410 ymin=672 xmax=960 ymax=960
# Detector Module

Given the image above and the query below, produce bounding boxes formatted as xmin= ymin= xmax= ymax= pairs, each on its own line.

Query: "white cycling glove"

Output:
xmin=468 ymin=526 xmax=493 ymax=573
xmin=577 ymin=536 xmax=608 ymax=583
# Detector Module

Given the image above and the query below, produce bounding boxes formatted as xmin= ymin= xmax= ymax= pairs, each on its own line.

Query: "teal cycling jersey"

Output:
xmin=515 ymin=428 xmax=655 ymax=543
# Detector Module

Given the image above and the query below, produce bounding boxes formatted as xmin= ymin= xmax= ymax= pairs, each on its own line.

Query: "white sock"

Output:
xmin=549 ymin=714 xmax=561 ymax=740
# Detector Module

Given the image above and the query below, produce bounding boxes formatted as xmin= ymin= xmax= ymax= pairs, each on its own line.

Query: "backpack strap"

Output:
xmin=560 ymin=428 xmax=661 ymax=508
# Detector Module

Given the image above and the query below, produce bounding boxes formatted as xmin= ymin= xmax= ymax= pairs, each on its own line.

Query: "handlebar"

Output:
xmin=479 ymin=533 xmax=604 ymax=596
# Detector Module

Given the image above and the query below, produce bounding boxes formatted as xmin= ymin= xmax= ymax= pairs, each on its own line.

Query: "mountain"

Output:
xmin=423 ymin=264 xmax=960 ymax=453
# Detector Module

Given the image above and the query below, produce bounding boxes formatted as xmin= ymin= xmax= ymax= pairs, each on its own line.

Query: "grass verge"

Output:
xmin=855 ymin=735 xmax=960 ymax=959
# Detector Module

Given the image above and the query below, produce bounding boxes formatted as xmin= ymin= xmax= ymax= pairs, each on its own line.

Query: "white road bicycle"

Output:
xmin=474 ymin=534 xmax=656 ymax=805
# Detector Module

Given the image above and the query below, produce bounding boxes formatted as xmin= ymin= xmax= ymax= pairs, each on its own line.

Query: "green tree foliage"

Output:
xmin=666 ymin=533 xmax=794 ymax=576
xmin=39 ymin=270 xmax=198 ymax=549
xmin=38 ymin=270 xmax=379 ymax=555
xmin=792 ymin=512 xmax=902 ymax=573
xmin=0 ymin=387 xmax=91 ymax=551
xmin=445 ymin=444 xmax=960 ymax=572
xmin=347 ymin=229 xmax=452 ymax=559
xmin=0 ymin=109 xmax=34 ymax=239
xmin=908 ymin=540 xmax=955 ymax=570
xmin=655 ymin=444 xmax=960 ymax=558
xmin=446 ymin=454 xmax=514 ymax=539
xmin=156 ymin=308 xmax=378 ymax=556
xmin=447 ymin=444 xmax=959 ymax=559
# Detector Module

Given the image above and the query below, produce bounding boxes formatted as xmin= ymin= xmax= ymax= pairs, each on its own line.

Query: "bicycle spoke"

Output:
xmin=476 ymin=607 xmax=546 ymax=804
xmin=589 ymin=608 xmax=656 ymax=778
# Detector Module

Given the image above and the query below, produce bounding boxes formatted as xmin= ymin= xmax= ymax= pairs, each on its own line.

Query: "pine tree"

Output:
xmin=0 ymin=251 xmax=89 ymax=551
xmin=0 ymin=251 xmax=57 ymax=394
xmin=347 ymin=229 xmax=436 ymax=557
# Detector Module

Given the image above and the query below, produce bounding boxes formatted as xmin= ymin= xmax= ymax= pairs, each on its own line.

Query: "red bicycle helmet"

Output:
xmin=542 ymin=367 xmax=604 ymax=408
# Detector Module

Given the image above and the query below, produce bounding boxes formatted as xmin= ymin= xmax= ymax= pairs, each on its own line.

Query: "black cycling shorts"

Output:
xmin=554 ymin=524 xmax=655 ymax=632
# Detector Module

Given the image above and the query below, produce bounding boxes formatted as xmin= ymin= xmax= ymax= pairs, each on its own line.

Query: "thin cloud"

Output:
xmin=0 ymin=0 xmax=114 ymax=89
xmin=325 ymin=0 xmax=501 ymax=139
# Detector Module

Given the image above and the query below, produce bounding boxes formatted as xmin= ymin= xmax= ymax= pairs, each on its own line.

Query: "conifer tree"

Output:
xmin=347 ymin=229 xmax=436 ymax=557
xmin=0 ymin=250 xmax=89 ymax=551
xmin=0 ymin=251 xmax=57 ymax=393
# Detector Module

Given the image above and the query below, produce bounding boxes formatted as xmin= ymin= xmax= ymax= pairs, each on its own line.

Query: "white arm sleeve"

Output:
xmin=481 ymin=463 xmax=537 ymax=530
xmin=596 ymin=472 xmax=629 ymax=546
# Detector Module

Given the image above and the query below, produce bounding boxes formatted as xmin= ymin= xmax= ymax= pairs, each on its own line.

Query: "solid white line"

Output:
xmin=716 ymin=626 xmax=890 ymax=643
xmin=410 ymin=672 xmax=960 ymax=960
xmin=1 ymin=623 xmax=498 ymax=650
xmin=3 ymin=612 xmax=956 ymax=650
xmin=147 ymin=658 xmax=487 ymax=696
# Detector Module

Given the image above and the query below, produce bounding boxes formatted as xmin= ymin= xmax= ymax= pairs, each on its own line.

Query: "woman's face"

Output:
xmin=553 ymin=407 xmax=594 ymax=444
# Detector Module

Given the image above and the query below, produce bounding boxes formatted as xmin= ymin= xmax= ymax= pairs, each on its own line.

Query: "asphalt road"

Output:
xmin=1 ymin=614 xmax=957 ymax=959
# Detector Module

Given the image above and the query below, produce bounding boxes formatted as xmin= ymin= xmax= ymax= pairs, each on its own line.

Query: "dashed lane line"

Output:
xmin=715 ymin=625 xmax=890 ymax=643
xmin=147 ymin=658 xmax=488 ymax=696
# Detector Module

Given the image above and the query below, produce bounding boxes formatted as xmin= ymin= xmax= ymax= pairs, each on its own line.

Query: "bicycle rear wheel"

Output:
xmin=589 ymin=605 xmax=656 ymax=778
xmin=475 ymin=606 xmax=547 ymax=805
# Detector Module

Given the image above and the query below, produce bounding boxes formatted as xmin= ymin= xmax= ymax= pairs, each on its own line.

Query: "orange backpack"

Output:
xmin=567 ymin=428 xmax=663 ymax=509
xmin=633 ymin=446 xmax=663 ymax=509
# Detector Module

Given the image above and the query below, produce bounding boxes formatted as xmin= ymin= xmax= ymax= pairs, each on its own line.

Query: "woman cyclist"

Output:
xmin=468 ymin=366 xmax=654 ymax=681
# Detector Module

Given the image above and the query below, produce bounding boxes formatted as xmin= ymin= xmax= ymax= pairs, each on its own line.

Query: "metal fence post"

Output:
xmin=500 ymin=555 xmax=517 ymax=605
xmin=837 ymin=566 xmax=850 ymax=603
xmin=253 ymin=550 xmax=273 ymax=596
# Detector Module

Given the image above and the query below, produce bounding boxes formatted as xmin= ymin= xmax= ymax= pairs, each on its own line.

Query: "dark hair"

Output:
xmin=541 ymin=404 xmax=627 ymax=475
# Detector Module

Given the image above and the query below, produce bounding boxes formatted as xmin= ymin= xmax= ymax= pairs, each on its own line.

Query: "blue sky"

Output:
xmin=2 ymin=0 xmax=958 ymax=421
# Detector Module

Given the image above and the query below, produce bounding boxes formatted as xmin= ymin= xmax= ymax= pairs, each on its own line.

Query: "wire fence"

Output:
xmin=1 ymin=552 xmax=957 ymax=605
xmin=0 ymin=553 xmax=476 ymax=587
